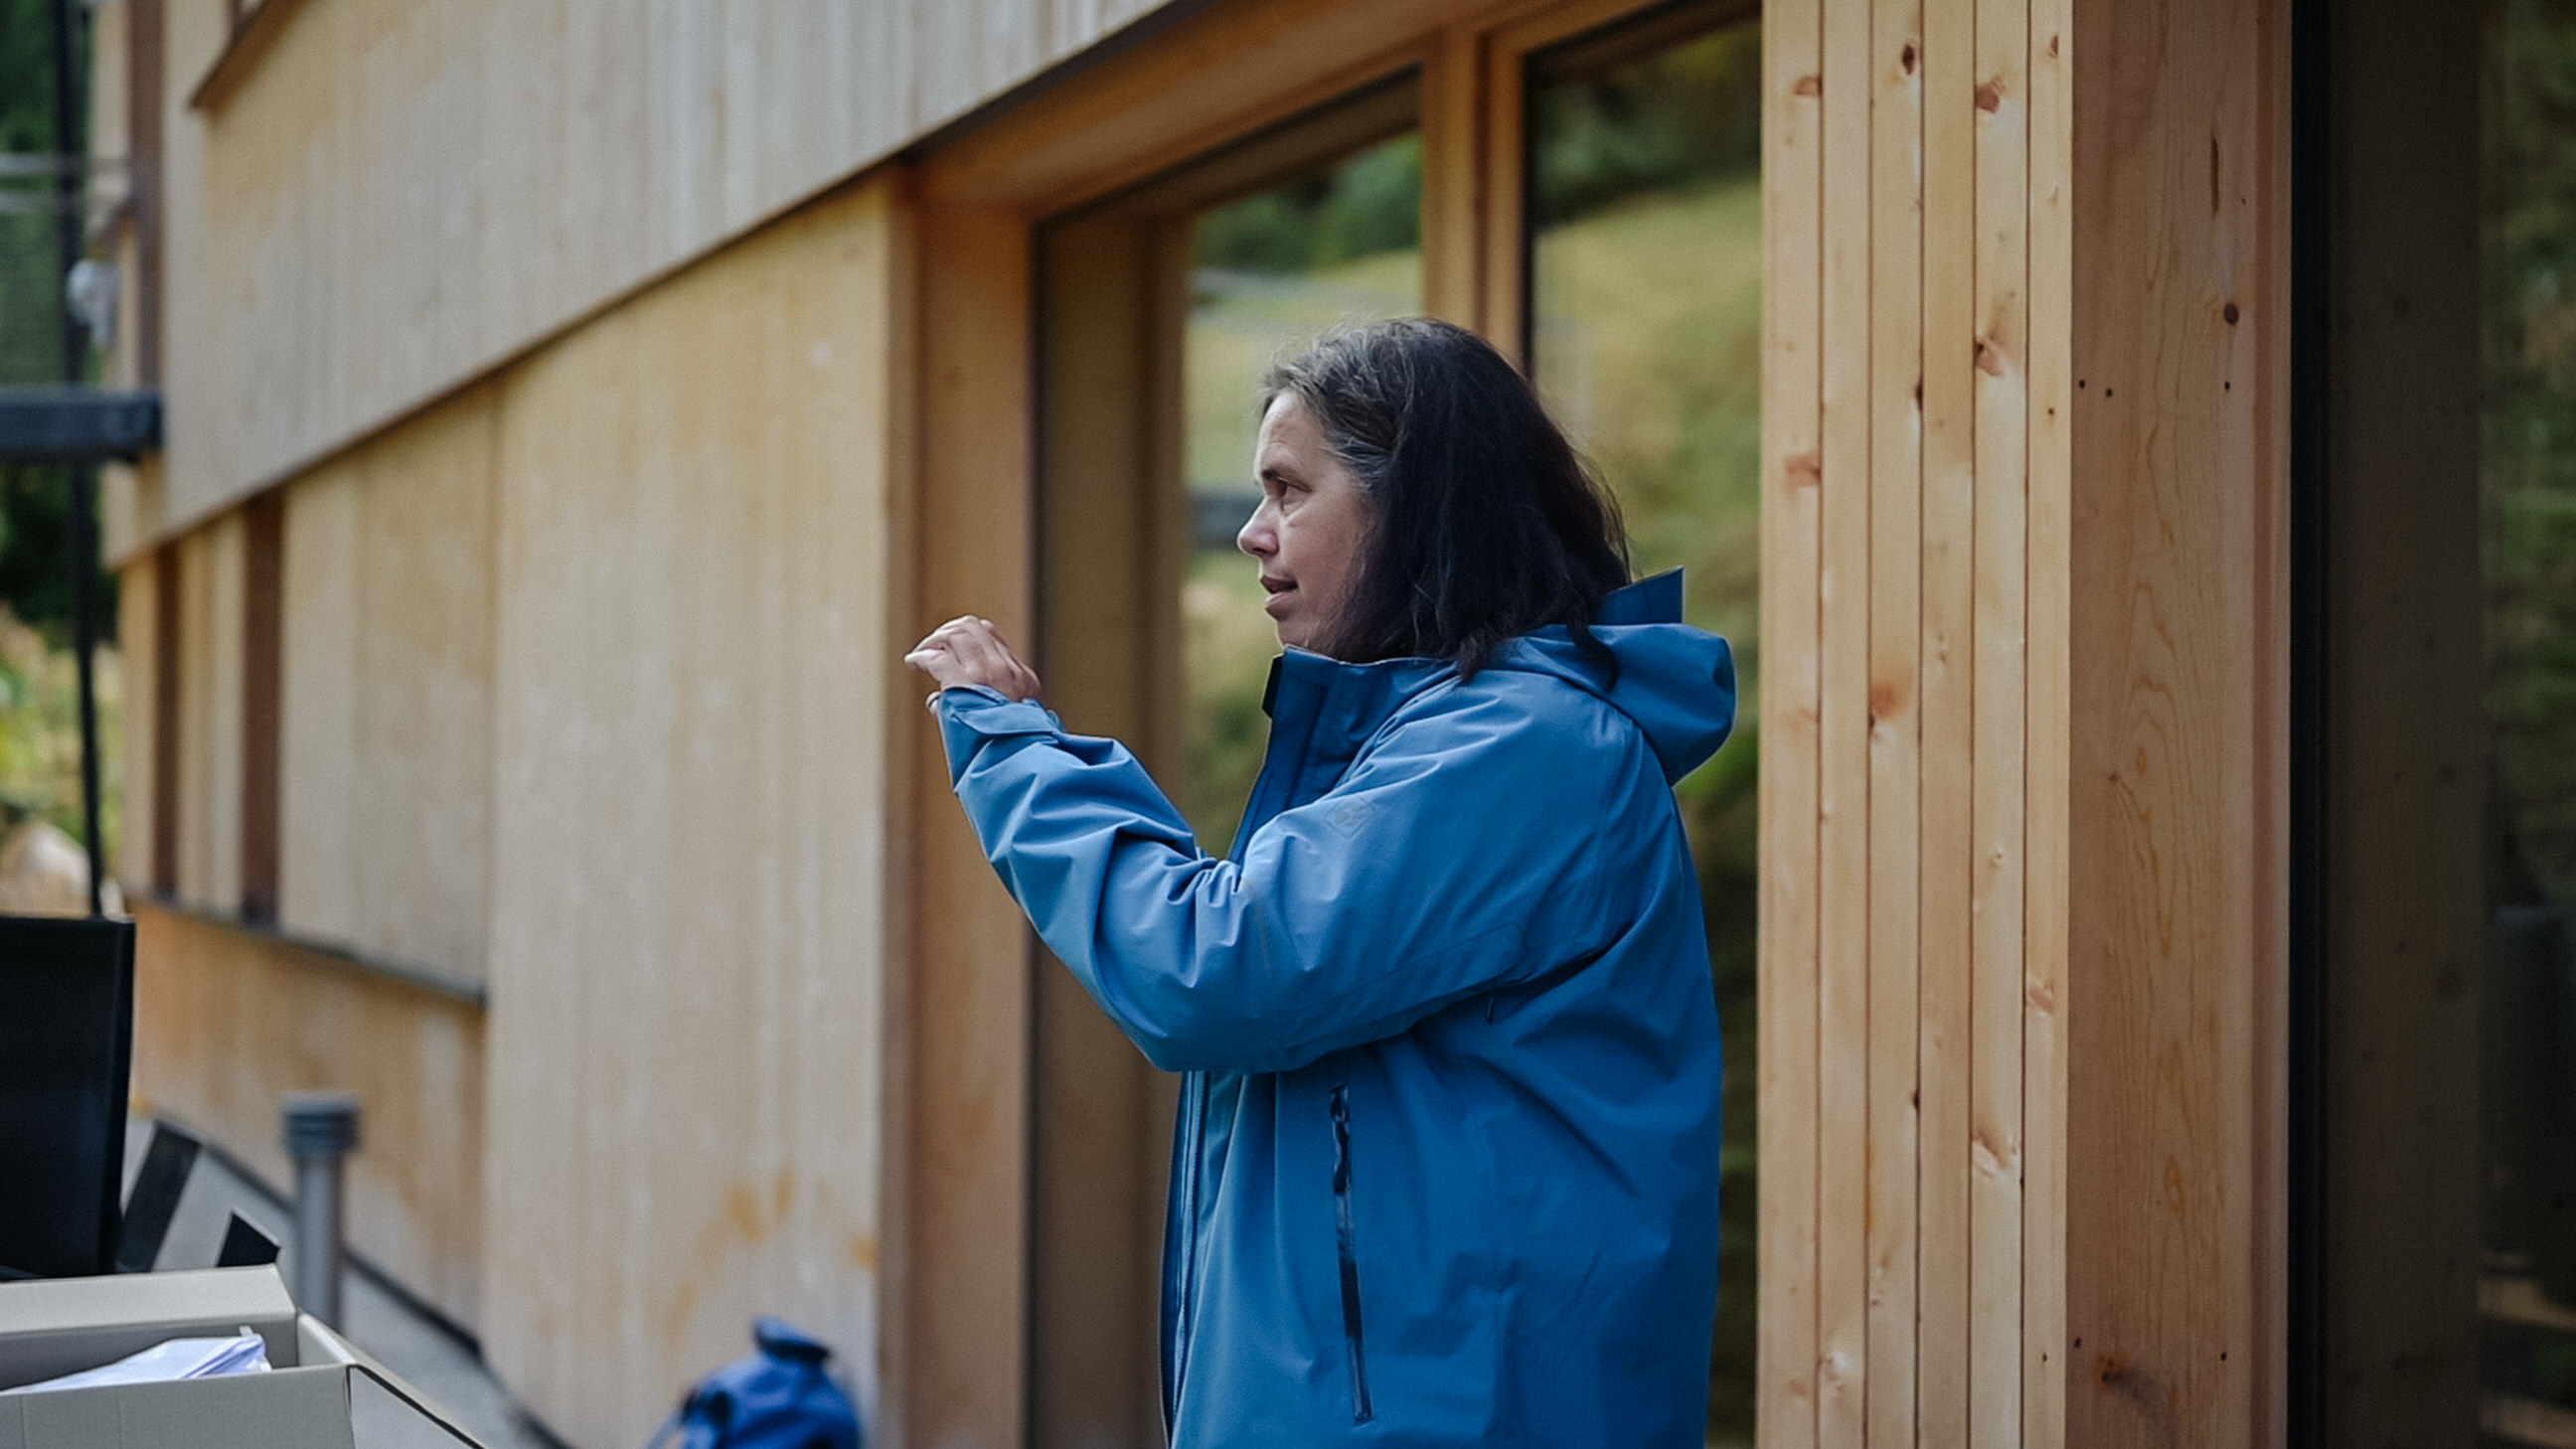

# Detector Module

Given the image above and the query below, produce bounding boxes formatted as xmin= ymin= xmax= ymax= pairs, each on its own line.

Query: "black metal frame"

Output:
xmin=37 ymin=0 xmax=110 ymax=918
xmin=0 ymin=388 xmax=162 ymax=463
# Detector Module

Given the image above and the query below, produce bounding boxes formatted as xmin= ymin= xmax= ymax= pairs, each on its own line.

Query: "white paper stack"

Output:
xmin=1 ymin=1329 xmax=270 ymax=1394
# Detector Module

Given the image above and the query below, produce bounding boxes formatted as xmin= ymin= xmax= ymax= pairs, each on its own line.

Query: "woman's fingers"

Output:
xmin=902 ymin=616 xmax=1042 ymax=702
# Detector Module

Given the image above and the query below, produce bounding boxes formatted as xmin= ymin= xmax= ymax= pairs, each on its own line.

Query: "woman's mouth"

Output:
xmin=1260 ymin=577 xmax=1296 ymax=615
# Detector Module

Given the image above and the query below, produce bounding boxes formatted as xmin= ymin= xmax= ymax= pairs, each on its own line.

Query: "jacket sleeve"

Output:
xmin=934 ymin=684 xmax=1617 ymax=1074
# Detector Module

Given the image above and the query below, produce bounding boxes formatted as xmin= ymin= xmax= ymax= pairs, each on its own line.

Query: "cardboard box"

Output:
xmin=0 ymin=1267 xmax=484 ymax=1448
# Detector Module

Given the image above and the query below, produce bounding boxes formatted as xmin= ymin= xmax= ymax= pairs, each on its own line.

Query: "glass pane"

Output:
xmin=1527 ymin=18 xmax=1763 ymax=1445
xmin=2484 ymin=1 xmax=2576 ymax=1420
xmin=1181 ymin=132 xmax=1424 ymax=853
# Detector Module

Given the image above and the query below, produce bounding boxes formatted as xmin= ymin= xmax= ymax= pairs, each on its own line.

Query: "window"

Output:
xmin=1181 ymin=130 xmax=1425 ymax=850
xmin=1525 ymin=9 xmax=1762 ymax=1440
xmin=1029 ymin=78 xmax=1424 ymax=1447
xmin=2299 ymin=0 xmax=2576 ymax=1436
xmin=1022 ymin=13 xmax=1762 ymax=1436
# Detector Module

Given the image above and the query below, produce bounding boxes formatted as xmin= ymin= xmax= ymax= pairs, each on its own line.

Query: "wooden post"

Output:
xmin=2064 ymin=0 xmax=2292 ymax=1440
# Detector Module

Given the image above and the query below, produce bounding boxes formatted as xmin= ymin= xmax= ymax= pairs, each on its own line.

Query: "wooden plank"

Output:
xmin=1915 ymin=0 xmax=1978 ymax=1436
xmin=1030 ymin=210 xmax=1165 ymax=1449
xmin=1816 ymin=0 xmax=1873 ymax=1436
xmin=1756 ymin=0 xmax=1824 ymax=1437
xmin=155 ymin=0 xmax=1197 ymax=543
xmin=1863 ymin=0 xmax=1924 ymax=1442
xmin=129 ymin=0 xmax=161 ymax=389
xmin=2020 ymin=0 xmax=2071 ymax=1440
xmin=1751 ymin=2 xmax=1834 ymax=1433
xmin=277 ymin=467 xmax=361 ymax=946
xmin=175 ymin=515 xmax=245 ymax=913
xmin=126 ymin=902 xmax=488 ymax=1328
xmin=346 ymin=392 xmax=498 ymax=983
xmin=1421 ymin=26 xmax=1486 ymax=330
xmin=928 ymin=0 xmax=1484 ymax=212
xmin=2065 ymin=0 xmax=2291 ymax=1440
xmin=482 ymin=178 xmax=901 ymax=1449
xmin=1969 ymin=0 xmax=2031 ymax=1438
xmin=117 ymin=560 xmax=158 ymax=894
xmin=1480 ymin=33 xmax=1530 ymax=365
xmin=903 ymin=201 xmax=1036 ymax=1449
xmin=273 ymin=387 xmax=499 ymax=984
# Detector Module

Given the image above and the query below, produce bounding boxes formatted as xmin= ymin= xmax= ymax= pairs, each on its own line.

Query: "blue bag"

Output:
xmin=646 ymin=1318 xmax=862 ymax=1449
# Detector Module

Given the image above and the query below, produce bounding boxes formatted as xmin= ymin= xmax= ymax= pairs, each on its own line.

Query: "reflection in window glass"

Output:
xmin=1529 ymin=18 xmax=1762 ymax=1444
xmin=1181 ymin=134 xmax=1423 ymax=853
xmin=2484 ymin=0 xmax=2576 ymax=1418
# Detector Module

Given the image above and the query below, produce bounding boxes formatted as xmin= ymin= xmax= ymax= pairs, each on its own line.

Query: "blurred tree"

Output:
xmin=2486 ymin=0 xmax=2576 ymax=914
xmin=1195 ymin=135 xmax=1424 ymax=275
xmin=0 ymin=0 xmax=110 ymax=641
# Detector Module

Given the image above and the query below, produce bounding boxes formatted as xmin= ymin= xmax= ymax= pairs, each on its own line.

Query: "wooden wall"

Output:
xmin=2065 ymin=0 xmax=2291 ymax=1442
xmin=126 ymin=902 xmax=487 ymax=1329
xmin=171 ymin=511 xmax=244 ymax=913
xmin=117 ymin=558 xmax=158 ymax=892
xmin=1756 ymin=0 xmax=2071 ymax=1442
xmin=119 ymin=0 xmax=1177 ymax=552
xmin=479 ymin=175 xmax=904 ymax=1449
xmin=96 ymin=0 xmax=2316 ymax=1443
xmin=279 ymin=384 xmax=498 ymax=984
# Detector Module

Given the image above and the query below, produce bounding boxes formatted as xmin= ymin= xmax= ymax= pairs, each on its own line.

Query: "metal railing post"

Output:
xmin=281 ymin=1092 xmax=360 ymax=1327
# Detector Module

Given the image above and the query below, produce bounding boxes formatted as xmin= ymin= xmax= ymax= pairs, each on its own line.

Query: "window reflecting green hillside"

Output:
xmin=1181 ymin=135 xmax=1423 ymax=857
xmin=1531 ymin=18 xmax=1762 ymax=1445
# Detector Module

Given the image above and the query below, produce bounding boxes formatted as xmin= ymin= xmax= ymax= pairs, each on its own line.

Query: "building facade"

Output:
xmin=84 ymin=0 xmax=2562 ymax=1446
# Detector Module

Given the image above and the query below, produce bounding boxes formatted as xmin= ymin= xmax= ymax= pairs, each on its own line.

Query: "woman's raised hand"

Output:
xmin=904 ymin=615 xmax=1045 ymax=703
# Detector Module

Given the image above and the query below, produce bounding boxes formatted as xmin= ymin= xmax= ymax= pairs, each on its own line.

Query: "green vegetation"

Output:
xmin=0 ymin=0 xmax=117 ymax=855
xmin=1533 ymin=25 xmax=1760 ymax=1440
xmin=1179 ymin=132 xmax=1426 ymax=854
xmin=1533 ymin=172 xmax=1762 ymax=1446
xmin=2488 ymin=0 xmax=2576 ymax=919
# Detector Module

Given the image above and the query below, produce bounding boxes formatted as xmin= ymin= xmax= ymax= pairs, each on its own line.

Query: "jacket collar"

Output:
xmin=1236 ymin=572 xmax=1692 ymax=846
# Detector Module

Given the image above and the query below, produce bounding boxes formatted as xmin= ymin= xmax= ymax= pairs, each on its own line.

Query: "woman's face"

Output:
xmin=1238 ymin=394 xmax=1370 ymax=654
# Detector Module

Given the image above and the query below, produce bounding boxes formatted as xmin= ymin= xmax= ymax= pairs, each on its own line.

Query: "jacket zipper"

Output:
xmin=1329 ymin=1084 xmax=1374 ymax=1424
xmin=1173 ymin=1070 xmax=1206 ymax=1416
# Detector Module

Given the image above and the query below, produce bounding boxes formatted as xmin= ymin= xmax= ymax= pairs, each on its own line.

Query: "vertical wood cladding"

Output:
xmin=1759 ymin=0 xmax=2088 ymax=1442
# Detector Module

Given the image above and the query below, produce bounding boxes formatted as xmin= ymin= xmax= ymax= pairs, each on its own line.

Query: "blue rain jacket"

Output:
xmin=936 ymin=571 xmax=1733 ymax=1447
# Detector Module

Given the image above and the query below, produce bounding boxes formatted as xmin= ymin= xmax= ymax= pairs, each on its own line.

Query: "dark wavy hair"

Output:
xmin=1260 ymin=317 xmax=1631 ymax=679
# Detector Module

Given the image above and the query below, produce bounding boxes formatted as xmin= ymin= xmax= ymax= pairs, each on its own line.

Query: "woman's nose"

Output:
xmin=1237 ymin=503 xmax=1275 ymax=559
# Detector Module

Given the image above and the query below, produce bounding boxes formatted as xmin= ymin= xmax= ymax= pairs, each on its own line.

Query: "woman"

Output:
xmin=905 ymin=318 xmax=1733 ymax=1447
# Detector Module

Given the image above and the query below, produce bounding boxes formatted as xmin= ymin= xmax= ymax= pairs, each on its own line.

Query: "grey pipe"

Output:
xmin=281 ymin=1093 xmax=361 ymax=1327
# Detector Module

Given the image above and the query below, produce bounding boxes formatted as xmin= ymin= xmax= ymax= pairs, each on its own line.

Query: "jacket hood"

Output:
xmin=1489 ymin=568 xmax=1737 ymax=783
xmin=1265 ymin=569 xmax=1736 ymax=787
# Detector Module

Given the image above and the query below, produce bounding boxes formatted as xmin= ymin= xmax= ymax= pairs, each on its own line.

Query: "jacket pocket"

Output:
xmin=1329 ymin=1084 xmax=1374 ymax=1424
